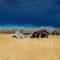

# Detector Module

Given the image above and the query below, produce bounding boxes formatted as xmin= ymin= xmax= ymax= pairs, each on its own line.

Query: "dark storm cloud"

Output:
xmin=0 ymin=0 xmax=60 ymax=27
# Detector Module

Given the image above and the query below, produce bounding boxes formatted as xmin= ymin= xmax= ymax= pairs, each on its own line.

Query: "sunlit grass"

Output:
xmin=0 ymin=34 xmax=60 ymax=60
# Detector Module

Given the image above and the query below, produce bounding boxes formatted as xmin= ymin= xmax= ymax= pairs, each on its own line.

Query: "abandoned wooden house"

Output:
xmin=31 ymin=30 xmax=49 ymax=38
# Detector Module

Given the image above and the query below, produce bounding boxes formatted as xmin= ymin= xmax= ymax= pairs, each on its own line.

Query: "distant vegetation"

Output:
xmin=0 ymin=26 xmax=60 ymax=35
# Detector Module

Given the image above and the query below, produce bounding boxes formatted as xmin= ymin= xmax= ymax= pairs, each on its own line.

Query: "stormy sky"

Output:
xmin=0 ymin=0 xmax=60 ymax=27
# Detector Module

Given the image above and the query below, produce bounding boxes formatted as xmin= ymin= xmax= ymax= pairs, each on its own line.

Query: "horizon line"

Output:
xmin=0 ymin=25 xmax=60 ymax=29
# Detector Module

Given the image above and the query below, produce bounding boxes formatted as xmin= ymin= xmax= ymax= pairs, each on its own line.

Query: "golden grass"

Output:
xmin=0 ymin=34 xmax=60 ymax=60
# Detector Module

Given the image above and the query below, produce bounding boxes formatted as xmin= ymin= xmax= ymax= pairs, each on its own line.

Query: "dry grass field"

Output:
xmin=0 ymin=34 xmax=60 ymax=60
